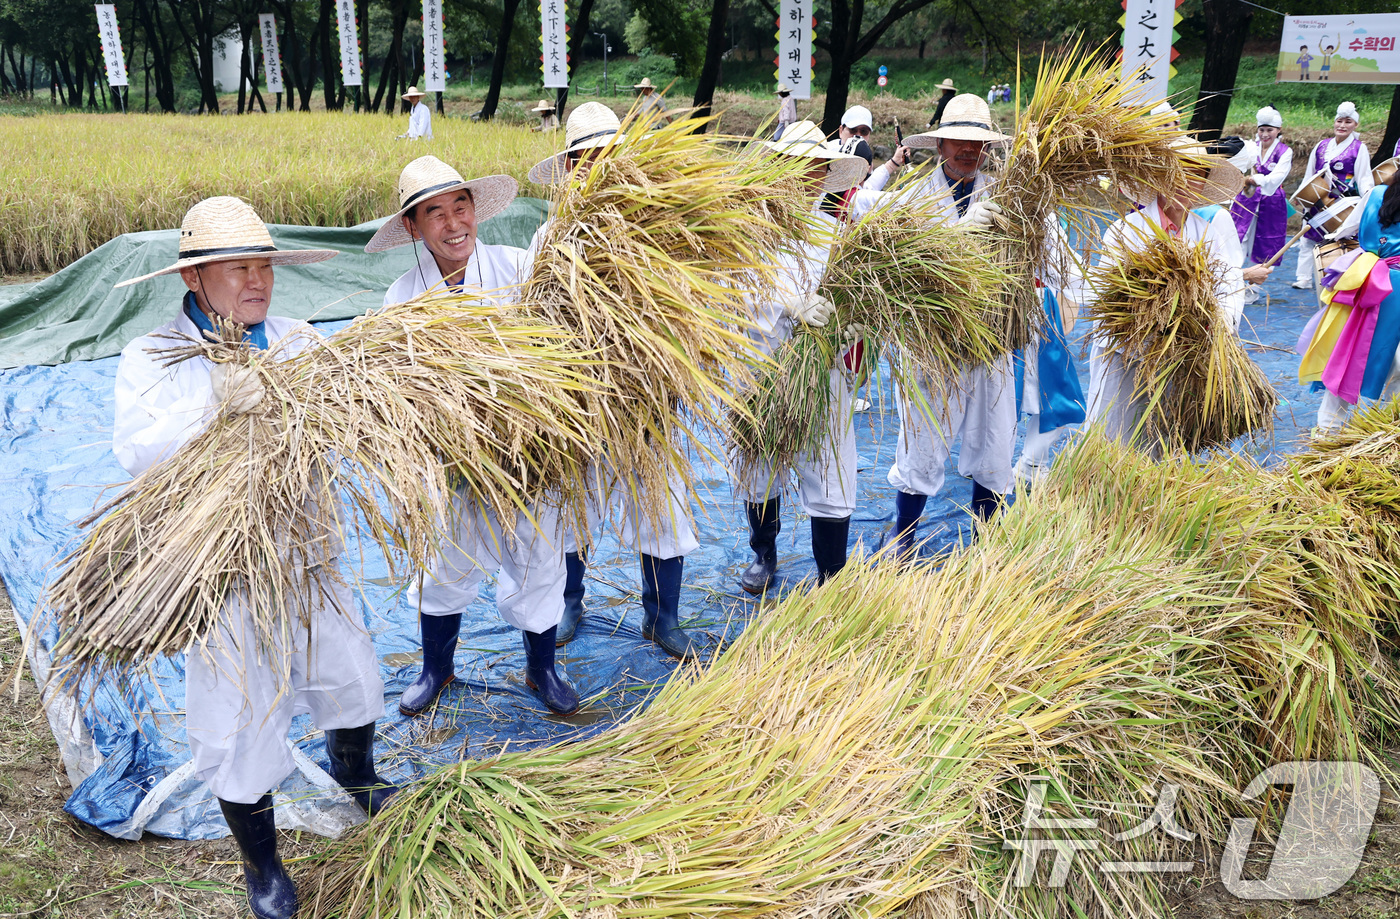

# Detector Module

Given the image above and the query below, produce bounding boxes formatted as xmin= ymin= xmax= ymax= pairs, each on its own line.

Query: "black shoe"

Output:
xmin=325 ymin=722 xmax=399 ymax=816
xmin=810 ymin=515 xmax=851 ymax=585
xmin=556 ymin=551 xmax=586 ymax=645
xmin=739 ymin=498 xmax=781 ymax=594
xmin=523 ymin=626 xmax=580 ymax=714
xmin=970 ymin=481 xmax=1005 ymax=523
xmin=219 ymin=795 xmax=297 ymax=919
xmin=399 ymin=612 xmax=460 ymax=717
xmin=641 ymin=553 xmax=699 ymax=659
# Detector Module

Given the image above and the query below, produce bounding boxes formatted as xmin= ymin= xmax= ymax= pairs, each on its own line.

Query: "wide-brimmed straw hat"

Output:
xmin=904 ymin=94 xmax=1009 ymax=146
xmin=936 ymin=78 xmax=957 ymax=92
xmin=528 ymin=102 xmax=627 ymax=185
xmin=365 ymin=156 xmax=518 ymax=252
xmin=758 ymin=120 xmax=868 ymax=192
xmin=115 ymin=197 xmax=337 ymax=288
xmin=774 ymin=82 xmax=793 ymax=96
xmin=531 ymin=99 xmax=556 ymax=113
xmin=1124 ymin=138 xmax=1244 ymax=208
xmin=633 ymin=77 xmax=657 ymax=90
xmin=402 ymin=85 xmax=426 ymax=101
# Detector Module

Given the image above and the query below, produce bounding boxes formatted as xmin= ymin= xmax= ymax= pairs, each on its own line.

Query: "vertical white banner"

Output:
xmin=1121 ymin=0 xmax=1172 ymax=106
xmin=258 ymin=14 xmax=284 ymax=93
xmin=336 ymin=0 xmax=363 ymax=87
xmin=94 ymin=4 xmax=129 ymax=87
xmin=423 ymin=0 xmax=446 ymax=91
xmin=540 ymin=0 xmax=567 ymax=89
xmin=777 ymin=0 xmax=812 ymax=100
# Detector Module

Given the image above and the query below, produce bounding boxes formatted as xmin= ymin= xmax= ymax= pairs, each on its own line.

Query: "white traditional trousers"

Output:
xmin=562 ymin=458 xmax=701 ymax=561
xmin=888 ymin=357 xmax=1017 ymax=497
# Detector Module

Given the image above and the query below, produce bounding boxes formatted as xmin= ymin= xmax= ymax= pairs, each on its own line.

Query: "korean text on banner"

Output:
xmin=94 ymin=4 xmax=128 ymax=87
xmin=777 ymin=0 xmax=813 ymax=100
xmin=1120 ymin=0 xmax=1177 ymax=106
xmin=1278 ymin=14 xmax=1400 ymax=85
xmin=541 ymin=0 xmax=568 ymax=89
xmin=336 ymin=0 xmax=363 ymax=87
xmin=423 ymin=0 xmax=446 ymax=92
xmin=258 ymin=14 xmax=284 ymax=94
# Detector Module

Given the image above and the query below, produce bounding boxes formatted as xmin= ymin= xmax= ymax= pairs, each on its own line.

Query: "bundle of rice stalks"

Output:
xmin=521 ymin=110 xmax=813 ymax=521
xmin=46 ymin=299 xmax=605 ymax=680
xmin=302 ymin=427 xmax=1400 ymax=919
xmin=1087 ymin=226 xmax=1277 ymax=453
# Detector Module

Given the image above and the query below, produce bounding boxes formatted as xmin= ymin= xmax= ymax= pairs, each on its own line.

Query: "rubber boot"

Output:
xmin=892 ymin=491 xmax=928 ymax=557
xmin=523 ymin=626 xmax=580 ymax=714
xmin=219 ymin=795 xmax=296 ymax=919
xmin=398 ymin=612 xmax=460 ymax=717
xmin=970 ymin=481 xmax=1005 ymax=523
xmin=325 ymin=722 xmax=399 ymax=816
xmin=810 ymin=515 xmax=851 ymax=585
xmin=556 ymin=551 xmax=586 ymax=645
xmin=740 ymin=498 xmax=781 ymax=594
xmin=641 ymin=553 xmax=698 ymax=660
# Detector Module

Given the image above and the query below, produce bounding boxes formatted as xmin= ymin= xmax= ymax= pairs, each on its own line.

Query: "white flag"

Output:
xmin=336 ymin=0 xmax=363 ymax=87
xmin=777 ymin=0 xmax=812 ymax=100
xmin=1121 ymin=0 xmax=1172 ymax=106
xmin=540 ymin=0 xmax=567 ymax=89
xmin=94 ymin=4 xmax=128 ymax=87
xmin=258 ymin=14 xmax=284 ymax=94
xmin=423 ymin=0 xmax=446 ymax=92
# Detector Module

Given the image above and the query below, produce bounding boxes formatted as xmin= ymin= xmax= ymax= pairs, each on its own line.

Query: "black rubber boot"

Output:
xmin=523 ymin=626 xmax=580 ymax=714
xmin=892 ymin=490 xmax=929 ymax=557
xmin=219 ymin=795 xmax=296 ymax=919
xmin=970 ymin=481 xmax=1005 ymax=523
xmin=810 ymin=515 xmax=851 ymax=585
xmin=556 ymin=551 xmax=586 ymax=645
xmin=398 ymin=612 xmax=460 ymax=717
xmin=739 ymin=498 xmax=781 ymax=595
xmin=641 ymin=553 xmax=698 ymax=660
xmin=325 ymin=722 xmax=399 ymax=816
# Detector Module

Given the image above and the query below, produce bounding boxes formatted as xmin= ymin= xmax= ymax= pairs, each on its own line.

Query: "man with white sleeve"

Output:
xmin=112 ymin=197 xmax=394 ymax=919
xmin=399 ymin=85 xmax=433 ymax=141
xmin=368 ymin=155 xmax=579 ymax=716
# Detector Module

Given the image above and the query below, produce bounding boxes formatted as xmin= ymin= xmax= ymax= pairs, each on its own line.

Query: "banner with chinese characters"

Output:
xmin=1118 ymin=0 xmax=1179 ymax=106
xmin=1277 ymin=14 xmax=1400 ymax=85
xmin=422 ymin=0 xmax=446 ymax=91
xmin=775 ymin=0 xmax=813 ymax=100
xmin=540 ymin=0 xmax=567 ymax=89
xmin=258 ymin=14 xmax=284 ymax=93
xmin=94 ymin=4 xmax=128 ymax=87
xmin=336 ymin=0 xmax=363 ymax=87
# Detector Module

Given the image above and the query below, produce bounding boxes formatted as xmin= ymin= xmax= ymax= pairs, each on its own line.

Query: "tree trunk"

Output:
xmin=319 ymin=0 xmax=339 ymax=110
xmin=135 ymin=0 xmax=177 ymax=112
xmin=1379 ymin=83 xmax=1400 ymax=167
xmin=238 ymin=19 xmax=253 ymax=113
xmin=480 ymin=0 xmax=522 ymax=120
xmin=821 ymin=0 xmax=861 ymax=135
xmin=354 ymin=0 xmax=369 ymax=112
xmin=371 ymin=0 xmax=407 ymax=114
xmin=0 ymin=44 xmax=12 ymax=95
xmin=691 ymin=0 xmax=731 ymax=128
xmin=554 ymin=0 xmax=596 ymax=115
xmin=1188 ymin=0 xmax=1253 ymax=141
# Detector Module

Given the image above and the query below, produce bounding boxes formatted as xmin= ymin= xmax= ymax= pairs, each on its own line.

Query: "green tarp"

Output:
xmin=0 ymin=197 xmax=550 ymax=369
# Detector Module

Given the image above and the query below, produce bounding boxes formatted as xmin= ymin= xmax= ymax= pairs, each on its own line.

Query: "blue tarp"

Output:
xmin=3 ymin=254 xmax=1324 ymax=839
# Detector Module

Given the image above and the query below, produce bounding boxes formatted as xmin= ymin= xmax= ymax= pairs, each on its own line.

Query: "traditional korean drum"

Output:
xmin=1373 ymin=157 xmax=1399 ymax=188
xmin=1313 ymin=239 xmax=1361 ymax=292
xmin=1291 ymin=171 xmax=1332 ymax=208
xmin=1306 ymin=196 xmax=1359 ymax=236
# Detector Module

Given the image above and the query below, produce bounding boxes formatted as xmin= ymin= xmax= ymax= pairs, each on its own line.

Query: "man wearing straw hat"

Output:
xmin=774 ymin=82 xmax=797 ymax=139
xmin=367 ymin=155 xmax=580 ymax=717
xmin=398 ymin=85 xmax=433 ymax=141
xmin=849 ymin=93 xmax=1023 ymax=546
xmin=634 ymin=77 xmax=668 ymax=117
xmin=737 ymin=120 xmax=870 ymax=592
xmin=532 ymin=98 xmax=560 ymax=132
xmin=112 ymin=197 xmax=396 ymax=919
xmin=526 ymin=102 xmax=702 ymax=658
xmin=927 ymin=77 xmax=957 ymax=128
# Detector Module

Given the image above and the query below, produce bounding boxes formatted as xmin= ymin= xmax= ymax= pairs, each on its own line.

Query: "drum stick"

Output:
xmin=1260 ymin=226 xmax=1312 ymax=269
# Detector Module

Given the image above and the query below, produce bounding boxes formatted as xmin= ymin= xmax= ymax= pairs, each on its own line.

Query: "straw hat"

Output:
xmin=115 ymin=197 xmax=337 ymax=288
xmin=774 ymin=82 xmax=793 ymax=96
xmin=1124 ymin=138 xmax=1244 ymax=208
xmin=528 ymin=102 xmax=627 ymax=185
xmin=758 ymin=120 xmax=868 ymax=192
xmin=365 ymin=156 xmax=519 ymax=252
xmin=402 ymin=85 xmax=427 ymax=101
xmin=904 ymin=93 xmax=1009 ymax=147
xmin=634 ymin=77 xmax=657 ymax=91
xmin=531 ymin=99 xmax=557 ymax=113
xmin=936 ymin=78 xmax=957 ymax=93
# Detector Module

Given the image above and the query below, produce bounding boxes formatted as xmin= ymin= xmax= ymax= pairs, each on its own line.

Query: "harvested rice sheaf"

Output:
xmin=1087 ymin=227 xmax=1277 ymax=453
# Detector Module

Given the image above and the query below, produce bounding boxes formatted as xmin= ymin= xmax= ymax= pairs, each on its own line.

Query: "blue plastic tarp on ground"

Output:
xmin=2 ymin=262 xmax=1325 ymax=840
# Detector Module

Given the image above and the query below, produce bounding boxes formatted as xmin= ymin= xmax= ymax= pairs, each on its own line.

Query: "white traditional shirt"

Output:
xmin=1300 ymin=135 xmax=1373 ymax=197
xmin=407 ymin=101 xmax=433 ymax=140
xmin=747 ymin=204 xmax=839 ymax=357
xmin=1234 ymin=137 xmax=1294 ymax=197
xmin=384 ymin=239 xmax=528 ymax=306
xmin=848 ymin=161 xmax=995 ymax=225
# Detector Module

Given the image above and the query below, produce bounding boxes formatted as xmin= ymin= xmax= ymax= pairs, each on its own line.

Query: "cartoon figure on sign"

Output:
xmin=1320 ymin=34 xmax=1340 ymax=81
xmin=1298 ymin=45 xmax=1313 ymax=80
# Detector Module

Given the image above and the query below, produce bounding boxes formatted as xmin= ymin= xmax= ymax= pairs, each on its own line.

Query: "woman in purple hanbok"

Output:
xmin=1230 ymin=106 xmax=1293 ymax=273
xmin=1294 ymin=101 xmax=1373 ymax=289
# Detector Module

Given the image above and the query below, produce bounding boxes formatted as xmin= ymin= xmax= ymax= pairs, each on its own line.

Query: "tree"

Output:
xmin=1381 ymin=84 xmax=1400 ymax=164
xmin=1188 ymin=0 xmax=1252 ymax=140
xmin=817 ymin=0 xmax=941 ymax=134
xmin=692 ymin=0 xmax=730 ymax=126
xmin=479 ymin=0 xmax=521 ymax=119
xmin=554 ymin=0 xmax=596 ymax=114
xmin=131 ymin=0 xmax=177 ymax=112
xmin=369 ymin=0 xmax=410 ymax=114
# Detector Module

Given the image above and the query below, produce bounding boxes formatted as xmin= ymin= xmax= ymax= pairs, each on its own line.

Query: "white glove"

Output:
xmin=211 ymin=363 xmax=266 ymax=415
xmin=781 ymin=293 xmax=836 ymax=327
xmin=962 ymin=200 xmax=1002 ymax=229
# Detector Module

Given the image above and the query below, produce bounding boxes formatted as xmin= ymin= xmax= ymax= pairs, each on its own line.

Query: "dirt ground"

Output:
xmin=2 ymin=574 xmax=1397 ymax=918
